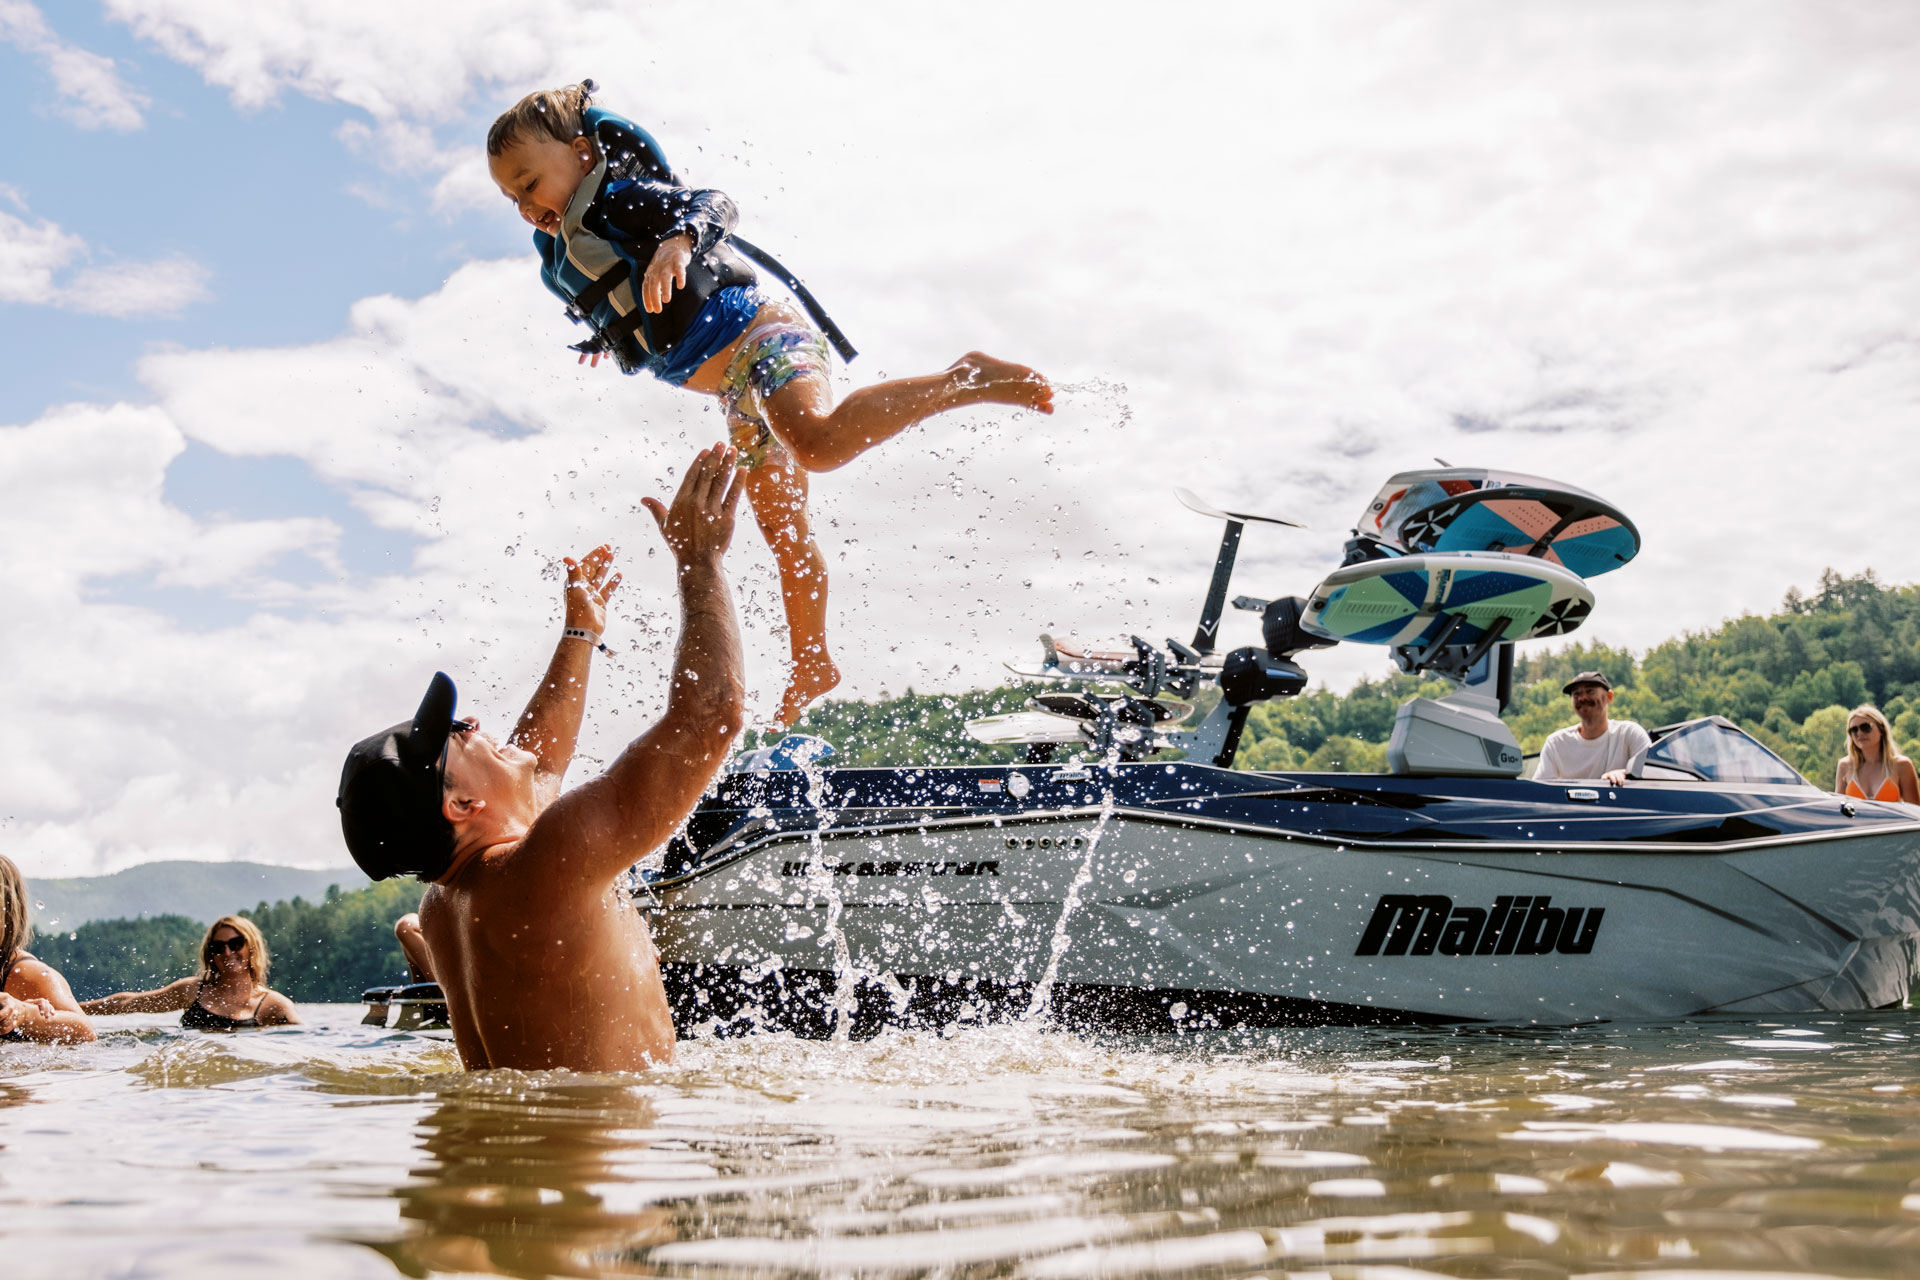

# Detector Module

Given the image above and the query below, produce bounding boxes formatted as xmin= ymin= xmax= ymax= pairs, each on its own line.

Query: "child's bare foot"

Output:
xmin=776 ymin=650 xmax=842 ymax=728
xmin=947 ymin=352 xmax=1054 ymax=414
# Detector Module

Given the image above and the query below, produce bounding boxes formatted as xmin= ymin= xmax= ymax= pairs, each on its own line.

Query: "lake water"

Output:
xmin=4 ymin=1005 xmax=1919 ymax=1278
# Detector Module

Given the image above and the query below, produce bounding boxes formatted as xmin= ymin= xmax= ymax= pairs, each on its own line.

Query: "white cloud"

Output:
xmin=6 ymin=1 xmax=1920 ymax=877
xmin=62 ymin=255 xmax=211 ymax=317
xmin=0 ymin=201 xmax=208 ymax=316
xmin=0 ymin=206 xmax=84 ymax=302
xmin=0 ymin=0 xmax=147 ymax=130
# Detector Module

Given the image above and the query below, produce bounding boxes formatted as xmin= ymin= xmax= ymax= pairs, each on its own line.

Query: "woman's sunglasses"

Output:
xmin=1849 ymin=723 xmax=1878 ymax=737
xmin=208 ymin=935 xmax=248 ymax=954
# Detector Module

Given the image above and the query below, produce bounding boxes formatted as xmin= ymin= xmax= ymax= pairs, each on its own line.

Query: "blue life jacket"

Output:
xmin=533 ymin=108 xmax=856 ymax=375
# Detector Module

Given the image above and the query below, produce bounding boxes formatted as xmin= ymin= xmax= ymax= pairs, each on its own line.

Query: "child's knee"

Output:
xmin=394 ymin=913 xmax=421 ymax=942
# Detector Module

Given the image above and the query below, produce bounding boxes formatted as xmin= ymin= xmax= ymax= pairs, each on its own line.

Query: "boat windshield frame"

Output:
xmin=1628 ymin=715 xmax=1809 ymax=786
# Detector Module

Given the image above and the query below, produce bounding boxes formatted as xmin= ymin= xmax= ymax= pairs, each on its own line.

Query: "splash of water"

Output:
xmin=796 ymin=759 xmax=861 ymax=1042
xmin=1022 ymin=786 xmax=1117 ymax=1026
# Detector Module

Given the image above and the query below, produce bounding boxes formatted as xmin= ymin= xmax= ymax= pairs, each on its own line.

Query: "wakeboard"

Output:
xmin=1354 ymin=468 xmax=1640 ymax=579
xmin=1301 ymin=551 xmax=1594 ymax=647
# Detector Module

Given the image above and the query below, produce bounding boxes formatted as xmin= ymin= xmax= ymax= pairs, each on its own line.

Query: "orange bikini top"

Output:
xmin=1845 ymin=773 xmax=1901 ymax=802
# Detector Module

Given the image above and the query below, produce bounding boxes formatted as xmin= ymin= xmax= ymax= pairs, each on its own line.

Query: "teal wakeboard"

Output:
xmin=1301 ymin=551 xmax=1594 ymax=647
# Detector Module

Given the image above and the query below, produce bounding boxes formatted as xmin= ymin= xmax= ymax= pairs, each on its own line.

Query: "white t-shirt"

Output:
xmin=1535 ymin=719 xmax=1652 ymax=781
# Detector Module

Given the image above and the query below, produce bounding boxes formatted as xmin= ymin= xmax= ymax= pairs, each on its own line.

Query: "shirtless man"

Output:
xmin=337 ymin=444 xmax=746 ymax=1070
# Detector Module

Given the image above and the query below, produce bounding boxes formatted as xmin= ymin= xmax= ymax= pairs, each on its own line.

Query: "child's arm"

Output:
xmin=603 ymin=181 xmax=740 ymax=314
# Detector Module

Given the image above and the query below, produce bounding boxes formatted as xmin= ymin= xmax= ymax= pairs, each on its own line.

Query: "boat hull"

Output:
xmin=645 ymin=765 xmax=1920 ymax=1032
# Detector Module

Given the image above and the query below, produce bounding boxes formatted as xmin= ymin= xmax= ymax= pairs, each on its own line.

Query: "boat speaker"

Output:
xmin=1220 ymin=646 xmax=1307 ymax=706
xmin=1261 ymin=596 xmax=1339 ymax=660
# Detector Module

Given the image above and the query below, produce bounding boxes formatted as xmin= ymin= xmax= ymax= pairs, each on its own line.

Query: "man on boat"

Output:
xmin=336 ymin=444 xmax=747 ymax=1071
xmin=1534 ymin=670 xmax=1649 ymax=787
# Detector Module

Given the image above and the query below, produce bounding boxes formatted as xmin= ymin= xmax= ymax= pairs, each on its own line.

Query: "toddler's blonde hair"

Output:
xmin=487 ymin=79 xmax=597 ymax=157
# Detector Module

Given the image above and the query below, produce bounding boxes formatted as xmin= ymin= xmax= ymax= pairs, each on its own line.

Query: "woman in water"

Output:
xmin=1834 ymin=705 xmax=1920 ymax=804
xmin=83 ymin=916 xmax=301 ymax=1029
xmin=0 ymin=854 xmax=94 ymax=1043
xmin=485 ymin=82 xmax=1052 ymax=725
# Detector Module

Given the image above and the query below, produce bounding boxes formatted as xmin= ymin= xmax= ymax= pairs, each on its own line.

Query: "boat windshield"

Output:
xmin=1637 ymin=716 xmax=1806 ymax=785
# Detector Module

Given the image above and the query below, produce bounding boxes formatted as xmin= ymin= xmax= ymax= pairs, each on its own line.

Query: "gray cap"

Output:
xmin=1561 ymin=670 xmax=1613 ymax=694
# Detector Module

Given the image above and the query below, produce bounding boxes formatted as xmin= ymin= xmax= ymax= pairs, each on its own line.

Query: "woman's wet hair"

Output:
xmin=487 ymin=79 xmax=598 ymax=157
xmin=0 ymin=854 xmax=29 ymax=968
xmin=1845 ymin=703 xmax=1906 ymax=772
xmin=200 ymin=914 xmax=271 ymax=986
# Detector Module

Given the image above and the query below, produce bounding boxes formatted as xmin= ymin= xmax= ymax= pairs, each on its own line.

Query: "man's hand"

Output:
xmin=641 ymin=233 xmax=694 ymax=313
xmin=563 ymin=545 xmax=621 ymax=635
xmin=1602 ymin=769 xmax=1629 ymax=787
xmin=643 ymin=444 xmax=744 ymax=568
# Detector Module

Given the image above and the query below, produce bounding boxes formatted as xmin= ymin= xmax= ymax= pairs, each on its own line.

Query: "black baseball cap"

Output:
xmin=1561 ymin=670 xmax=1613 ymax=694
xmin=337 ymin=672 xmax=459 ymax=882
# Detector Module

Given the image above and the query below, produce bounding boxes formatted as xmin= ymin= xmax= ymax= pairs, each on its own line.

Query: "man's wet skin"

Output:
xmin=419 ymin=445 xmax=747 ymax=1071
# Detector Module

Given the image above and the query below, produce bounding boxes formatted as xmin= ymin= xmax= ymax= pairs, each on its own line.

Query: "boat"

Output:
xmin=641 ymin=469 xmax=1920 ymax=1032
xmin=366 ymin=468 xmax=1920 ymax=1032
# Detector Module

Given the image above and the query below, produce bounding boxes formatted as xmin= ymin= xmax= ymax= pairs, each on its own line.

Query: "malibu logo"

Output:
xmin=1355 ymin=894 xmax=1604 ymax=958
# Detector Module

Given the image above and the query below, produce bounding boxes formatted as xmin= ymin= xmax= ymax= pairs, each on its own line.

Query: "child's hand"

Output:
xmin=642 ymin=233 xmax=694 ymax=313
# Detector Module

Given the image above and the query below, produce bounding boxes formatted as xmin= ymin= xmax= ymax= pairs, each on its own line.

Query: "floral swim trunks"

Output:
xmin=718 ymin=318 xmax=833 ymax=469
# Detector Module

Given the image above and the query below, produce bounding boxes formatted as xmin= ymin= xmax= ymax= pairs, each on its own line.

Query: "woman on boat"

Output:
xmin=1834 ymin=705 xmax=1920 ymax=805
xmin=82 ymin=916 xmax=301 ymax=1029
xmin=0 ymin=854 xmax=95 ymax=1043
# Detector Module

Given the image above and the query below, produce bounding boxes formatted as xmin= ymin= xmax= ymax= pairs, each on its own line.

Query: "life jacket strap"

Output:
xmin=566 ymin=260 xmax=631 ymax=324
xmin=730 ymin=236 xmax=859 ymax=363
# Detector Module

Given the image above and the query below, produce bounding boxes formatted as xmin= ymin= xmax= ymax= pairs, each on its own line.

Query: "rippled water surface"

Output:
xmin=5 ymin=1006 xmax=1920 ymax=1278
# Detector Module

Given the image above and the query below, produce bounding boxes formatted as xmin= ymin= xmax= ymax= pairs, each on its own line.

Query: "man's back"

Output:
xmin=419 ymin=847 xmax=674 ymax=1071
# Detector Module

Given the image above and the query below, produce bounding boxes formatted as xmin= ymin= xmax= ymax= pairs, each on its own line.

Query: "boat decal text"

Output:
xmin=781 ymin=859 xmax=1002 ymax=878
xmin=1355 ymin=893 xmax=1604 ymax=957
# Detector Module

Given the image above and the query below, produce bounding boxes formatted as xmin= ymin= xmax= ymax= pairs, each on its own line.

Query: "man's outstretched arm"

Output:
xmin=533 ymin=444 xmax=747 ymax=878
xmin=510 ymin=545 xmax=622 ymax=795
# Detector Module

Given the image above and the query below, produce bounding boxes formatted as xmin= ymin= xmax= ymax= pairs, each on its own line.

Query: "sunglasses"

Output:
xmin=1849 ymin=723 xmax=1878 ymax=737
xmin=209 ymin=935 xmax=247 ymax=954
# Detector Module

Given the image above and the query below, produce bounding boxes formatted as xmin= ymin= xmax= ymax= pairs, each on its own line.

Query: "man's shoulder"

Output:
xmin=1540 ymin=724 xmax=1581 ymax=749
xmin=1612 ymin=720 xmax=1652 ymax=745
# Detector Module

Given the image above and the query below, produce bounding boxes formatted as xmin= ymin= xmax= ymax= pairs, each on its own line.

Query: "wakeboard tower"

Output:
xmin=364 ymin=467 xmax=1920 ymax=1034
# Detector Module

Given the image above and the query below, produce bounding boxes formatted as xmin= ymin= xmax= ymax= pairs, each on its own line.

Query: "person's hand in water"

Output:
xmin=641 ymin=232 xmax=694 ymax=313
xmin=0 ymin=993 xmax=53 ymax=1035
xmin=643 ymin=444 xmax=743 ymax=569
xmin=563 ymin=544 xmax=621 ymax=636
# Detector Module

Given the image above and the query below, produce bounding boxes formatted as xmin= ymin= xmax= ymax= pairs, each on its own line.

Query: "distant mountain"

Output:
xmin=27 ymin=861 xmax=368 ymax=932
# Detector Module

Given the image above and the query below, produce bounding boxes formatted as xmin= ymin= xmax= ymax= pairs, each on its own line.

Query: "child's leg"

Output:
xmin=765 ymin=351 xmax=1053 ymax=474
xmin=741 ymin=446 xmax=841 ymax=727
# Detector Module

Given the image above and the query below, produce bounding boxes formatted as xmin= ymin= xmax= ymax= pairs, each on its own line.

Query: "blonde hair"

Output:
xmin=200 ymin=915 xmax=270 ymax=987
xmin=0 ymin=854 xmax=30 ymax=974
xmin=487 ymin=79 xmax=597 ymax=157
xmin=1845 ymin=704 xmax=1908 ymax=775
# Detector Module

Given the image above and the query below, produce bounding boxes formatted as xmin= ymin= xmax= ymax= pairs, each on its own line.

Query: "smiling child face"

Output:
xmin=488 ymin=133 xmax=596 ymax=234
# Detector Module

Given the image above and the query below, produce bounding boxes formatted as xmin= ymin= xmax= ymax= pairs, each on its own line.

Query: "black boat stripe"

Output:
xmin=652 ymin=805 xmax=1920 ymax=888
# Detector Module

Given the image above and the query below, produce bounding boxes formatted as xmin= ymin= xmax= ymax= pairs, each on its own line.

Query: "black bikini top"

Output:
xmin=181 ymin=985 xmax=266 ymax=1031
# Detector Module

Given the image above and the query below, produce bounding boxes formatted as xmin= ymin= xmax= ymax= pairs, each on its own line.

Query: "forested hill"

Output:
xmin=772 ymin=569 xmax=1917 ymax=786
xmin=32 ymin=860 xmax=362 ymax=931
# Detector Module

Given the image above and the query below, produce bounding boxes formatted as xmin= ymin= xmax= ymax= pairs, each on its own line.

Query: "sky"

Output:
xmin=2 ymin=1 xmax=1918 ymax=876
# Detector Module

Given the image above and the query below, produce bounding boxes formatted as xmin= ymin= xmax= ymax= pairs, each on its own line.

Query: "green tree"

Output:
xmin=31 ymin=915 xmax=203 ymax=1001
xmin=31 ymin=881 xmax=425 ymax=1005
